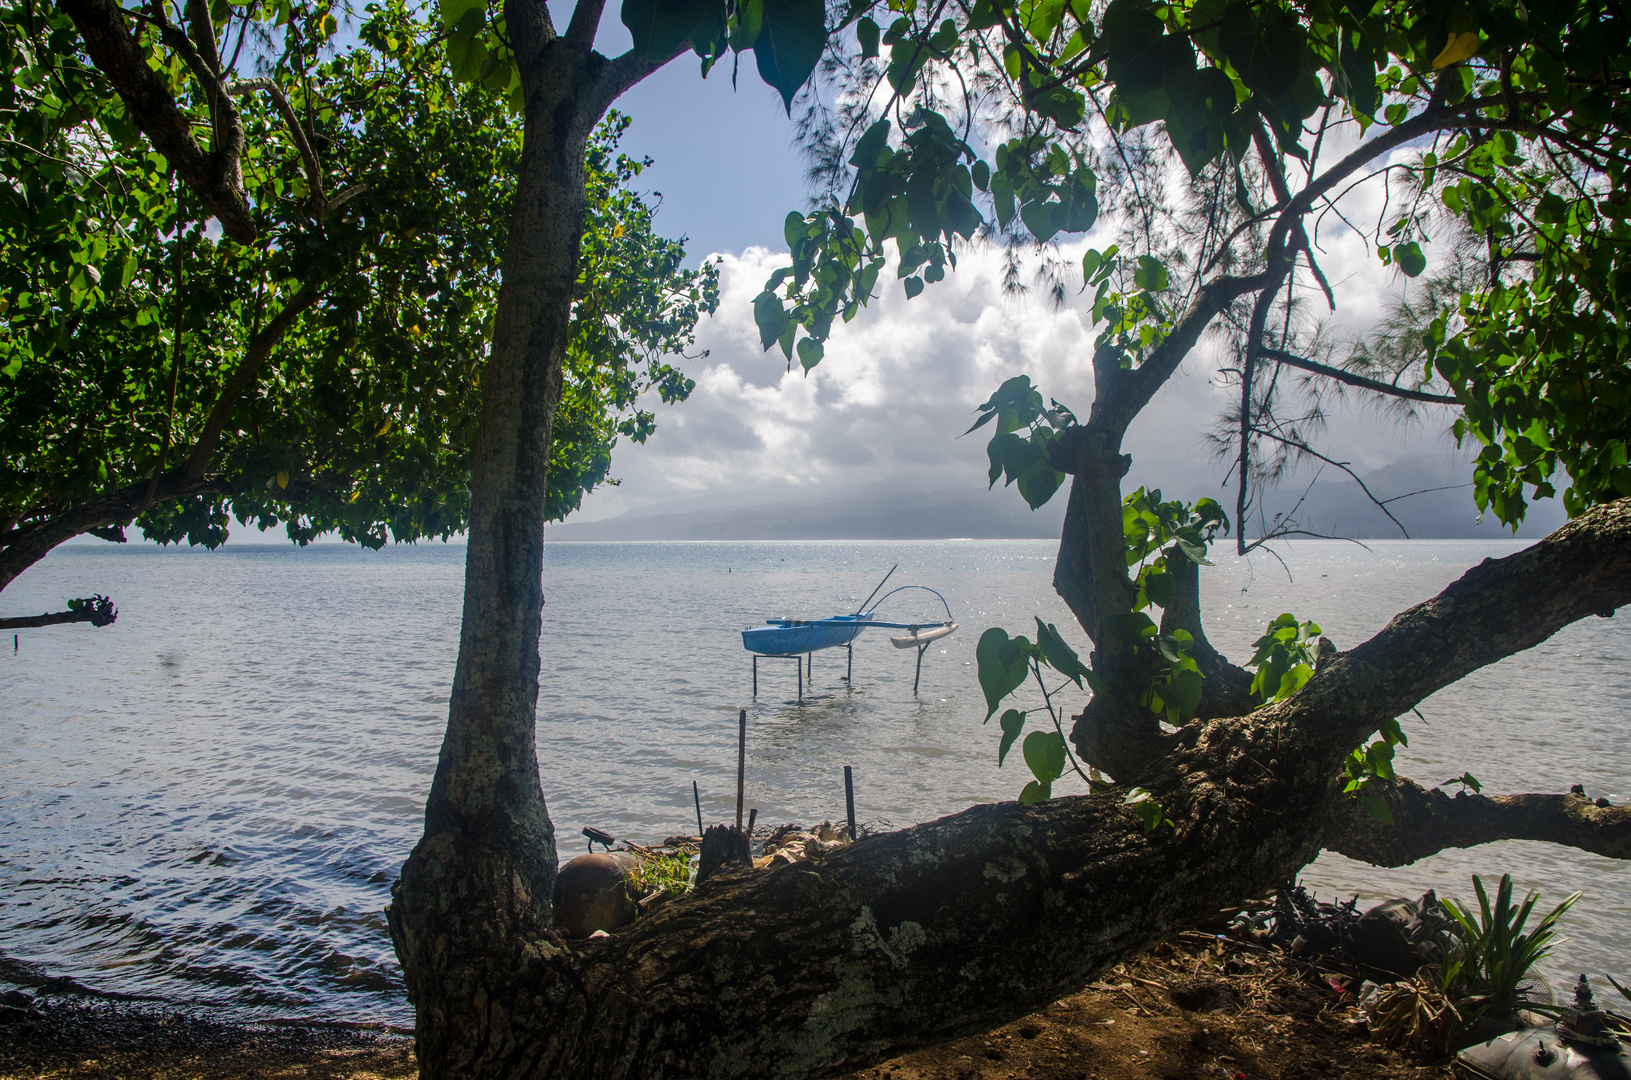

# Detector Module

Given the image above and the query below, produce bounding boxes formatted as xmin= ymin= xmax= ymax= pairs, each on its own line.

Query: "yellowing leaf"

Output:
xmin=408 ymin=324 xmax=423 ymax=337
xmin=349 ymin=490 xmax=362 ymax=503
xmin=276 ymin=470 xmax=290 ymax=489
xmin=1433 ymin=31 xmax=1480 ymax=68
xmin=612 ymin=223 xmax=624 ymax=238
xmin=377 ymin=417 xmax=393 ymax=435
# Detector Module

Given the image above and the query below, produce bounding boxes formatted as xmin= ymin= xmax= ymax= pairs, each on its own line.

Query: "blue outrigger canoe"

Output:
xmin=741 ymin=570 xmax=957 ymax=656
xmin=742 ymin=613 xmax=879 ymax=656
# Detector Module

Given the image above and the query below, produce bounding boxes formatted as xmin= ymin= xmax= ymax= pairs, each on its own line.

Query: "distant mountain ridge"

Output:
xmin=550 ymin=460 xmax=1566 ymax=542
xmin=548 ymin=487 xmax=1067 ymax=541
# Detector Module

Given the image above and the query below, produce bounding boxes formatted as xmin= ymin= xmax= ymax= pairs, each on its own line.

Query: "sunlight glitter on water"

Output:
xmin=0 ymin=538 xmax=1625 ymax=1023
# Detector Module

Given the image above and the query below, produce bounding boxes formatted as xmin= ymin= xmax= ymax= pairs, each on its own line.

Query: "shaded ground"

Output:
xmin=835 ymin=932 xmax=1455 ymax=1080
xmin=0 ymin=1002 xmax=415 ymax=1080
xmin=0 ymin=934 xmax=1452 ymax=1079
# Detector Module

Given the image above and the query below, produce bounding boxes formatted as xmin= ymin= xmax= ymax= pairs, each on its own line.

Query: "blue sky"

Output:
xmin=559 ymin=0 xmax=814 ymax=261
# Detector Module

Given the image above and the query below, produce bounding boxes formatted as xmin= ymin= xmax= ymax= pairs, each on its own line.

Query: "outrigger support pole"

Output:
xmin=750 ymin=655 xmax=802 ymax=708
xmin=752 ymin=654 xmax=805 ymax=702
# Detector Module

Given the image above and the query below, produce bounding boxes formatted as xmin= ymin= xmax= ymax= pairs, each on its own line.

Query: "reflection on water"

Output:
xmin=0 ymin=538 xmax=1625 ymax=1024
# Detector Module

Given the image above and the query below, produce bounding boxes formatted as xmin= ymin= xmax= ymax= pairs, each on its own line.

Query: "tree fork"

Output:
xmin=60 ymin=0 xmax=256 ymax=243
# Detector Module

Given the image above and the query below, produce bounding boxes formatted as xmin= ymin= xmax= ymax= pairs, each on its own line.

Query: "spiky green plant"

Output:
xmin=1442 ymin=873 xmax=1580 ymax=1024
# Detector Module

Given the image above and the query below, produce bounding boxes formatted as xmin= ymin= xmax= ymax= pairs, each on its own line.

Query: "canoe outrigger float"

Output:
xmin=742 ymin=566 xmax=957 ymax=699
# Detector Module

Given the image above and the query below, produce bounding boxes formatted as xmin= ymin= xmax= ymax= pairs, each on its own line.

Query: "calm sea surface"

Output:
xmin=1 ymin=538 xmax=1627 ymax=1025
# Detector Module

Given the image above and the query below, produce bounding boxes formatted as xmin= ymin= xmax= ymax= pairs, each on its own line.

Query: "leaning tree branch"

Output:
xmin=390 ymin=500 xmax=1631 ymax=1080
xmin=1262 ymin=348 xmax=1459 ymax=405
xmin=0 ymin=266 xmax=313 ymax=593
xmin=62 ymin=0 xmax=256 ymax=242
xmin=141 ymin=0 xmax=218 ymax=102
xmin=1262 ymin=78 xmax=1467 ymax=263
xmin=229 ymin=78 xmax=326 ymax=210
xmin=583 ymin=45 xmax=689 ymax=131
xmin=391 ymin=770 xmax=1329 ymax=1080
xmin=1089 ymin=270 xmax=1272 ymax=439
xmin=183 ymin=284 xmax=321 ymax=480
xmin=0 ymin=610 xmax=102 ymax=630
xmin=0 ymin=598 xmax=118 ymax=631
xmin=1267 ymin=497 xmax=1631 ymax=760
xmin=0 ymin=472 xmax=220 ymax=594
xmin=1324 ymin=780 xmax=1631 ymax=866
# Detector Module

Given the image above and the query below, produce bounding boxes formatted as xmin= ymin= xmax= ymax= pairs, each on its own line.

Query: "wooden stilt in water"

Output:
xmin=913 ymin=642 xmax=928 ymax=695
xmin=693 ymin=780 xmax=703 ymax=836
xmin=735 ymin=708 xmax=747 ymax=831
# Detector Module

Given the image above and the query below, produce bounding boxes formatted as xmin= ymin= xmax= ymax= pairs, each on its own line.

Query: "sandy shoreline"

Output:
xmin=0 ymin=999 xmax=416 ymax=1080
xmin=1 ymin=932 xmax=1458 ymax=1080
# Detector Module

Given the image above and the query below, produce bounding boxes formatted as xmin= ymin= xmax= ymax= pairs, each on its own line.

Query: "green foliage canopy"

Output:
xmin=751 ymin=0 xmax=1630 ymax=533
xmin=0 ymin=0 xmax=714 ymax=571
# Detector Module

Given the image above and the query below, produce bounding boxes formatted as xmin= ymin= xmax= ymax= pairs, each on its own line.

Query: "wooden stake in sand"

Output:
xmin=844 ymin=765 xmax=856 ymax=840
xmin=736 ymin=708 xmax=747 ymax=831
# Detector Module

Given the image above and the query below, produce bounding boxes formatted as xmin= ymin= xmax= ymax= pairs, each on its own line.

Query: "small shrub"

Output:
xmin=627 ymin=849 xmax=693 ymax=899
xmin=1443 ymin=873 xmax=1579 ymax=1024
xmin=1368 ymin=873 xmax=1577 ymax=1054
xmin=1369 ymin=969 xmax=1469 ymax=1054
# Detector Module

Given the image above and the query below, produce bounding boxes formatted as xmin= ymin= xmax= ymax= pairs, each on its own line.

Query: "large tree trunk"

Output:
xmin=383 ymin=3 xmax=656 ymax=1072
xmin=384 ymin=495 xmax=1630 ymax=1079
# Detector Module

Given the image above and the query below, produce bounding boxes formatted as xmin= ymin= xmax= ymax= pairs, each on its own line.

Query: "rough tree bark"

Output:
xmin=1326 ymin=781 xmax=1631 ymax=866
xmin=61 ymin=0 xmax=256 ymax=243
xmin=381 ymin=499 xmax=1630 ymax=1080
xmin=382 ymin=0 xmax=666 ymax=1072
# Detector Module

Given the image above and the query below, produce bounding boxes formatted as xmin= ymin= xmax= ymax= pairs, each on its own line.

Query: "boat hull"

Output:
xmin=742 ymin=617 xmax=870 ymax=656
